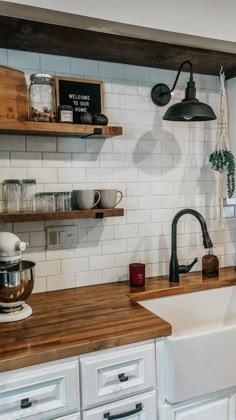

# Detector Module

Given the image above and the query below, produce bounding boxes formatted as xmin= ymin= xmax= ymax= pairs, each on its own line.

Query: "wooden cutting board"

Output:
xmin=0 ymin=66 xmax=28 ymax=121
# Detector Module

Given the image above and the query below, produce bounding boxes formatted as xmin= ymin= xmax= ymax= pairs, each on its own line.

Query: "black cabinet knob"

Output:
xmin=21 ymin=398 xmax=32 ymax=409
xmin=118 ymin=372 xmax=129 ymax=382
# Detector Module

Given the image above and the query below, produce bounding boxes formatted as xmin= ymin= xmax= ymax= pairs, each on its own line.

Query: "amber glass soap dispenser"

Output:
xmin=202 ymin=249 xmax=219 ymax=278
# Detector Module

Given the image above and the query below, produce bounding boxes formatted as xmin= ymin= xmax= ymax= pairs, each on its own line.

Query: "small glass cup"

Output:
xmin=2 ymin=179 xmax=21 ymax=212
xmin=56 ymin=192 xmax=72 ymax=211
xmin=36 ymin=192 xmax=56 ymax=211
xmin=21 ymin=179 xmax=36 ymax=211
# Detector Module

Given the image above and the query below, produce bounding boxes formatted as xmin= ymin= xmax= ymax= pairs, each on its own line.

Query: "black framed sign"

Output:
xmin=55 ymin=77 xmax=104 ymax=124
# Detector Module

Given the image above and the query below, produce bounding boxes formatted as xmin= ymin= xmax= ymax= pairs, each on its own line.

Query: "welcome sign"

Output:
xmin=55 ymin=77 xmax=104 ymax=124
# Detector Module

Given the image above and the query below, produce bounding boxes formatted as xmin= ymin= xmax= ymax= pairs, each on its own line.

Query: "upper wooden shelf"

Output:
xmin=0 ymin=121 xmax=122 ymax=138
xmin=0 ymin=15 xmax=236 ymax=78
xmin=0 ymin=208 xmax=124 ymax=223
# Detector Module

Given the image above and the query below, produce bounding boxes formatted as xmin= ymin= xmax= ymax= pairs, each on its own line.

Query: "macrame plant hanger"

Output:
xmin=209 ymin=67 xmax=235 ymax=226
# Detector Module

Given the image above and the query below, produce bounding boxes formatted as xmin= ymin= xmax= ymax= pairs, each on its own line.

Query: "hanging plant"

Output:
xmin=209 ymin=149 xmax=235 ymax=198
xmin=209 ymin=67 xmax=235 ymax=228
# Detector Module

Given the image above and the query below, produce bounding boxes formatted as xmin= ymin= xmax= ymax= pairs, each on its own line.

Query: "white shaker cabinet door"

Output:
xmin=160 ymin=392 xmax=235 ymax=420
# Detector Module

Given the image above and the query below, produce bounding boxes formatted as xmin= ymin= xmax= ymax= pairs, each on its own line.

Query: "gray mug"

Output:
xmin=99 ymin=189 xmax=123 ymax=209
xmin=71 ymin=190 xmax=101 ymax=210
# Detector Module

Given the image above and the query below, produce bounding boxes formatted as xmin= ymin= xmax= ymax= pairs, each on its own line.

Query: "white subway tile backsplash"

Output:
xmin=86 ymin=168 xmax=112 ymax=182
xmin=0 ymin=151 xmax=10 ymax=167
xmin=11 ymin=151 xmax=42 ymax=167
xmin=30 ymin=231 xmax=46 ymax=247
xmin=26 ymin=136 xmax=56 ymax=152
xmin=32 ymin=277 xmax=47 ymax=294
xmin=102 ymin=239 xmax=127 ymax=255
xmin=57 ymin=137 xmax=86 ymax=153
xmin=1 ymin=50 xmax=231 ymax=292
xmin=14 ymin=221 xmax=44 ymax=232
xmin=28 ymin=167 xmax=57 ymax=183
xmin=113 ymin=168 xmax=137 ymax=182
xmin=72 ymin=153 xmax=99 ymax=168
xmin=75 ymin=241 xmax=101 ymax=257
xmin=47 ymin=274 xmax=76 ymax=291
xmin=61 ymin=257 xmax=89 ymax=274
xmin=114 ymin=224 xmax=138 ymax=239
xmin=36 ymin=260 xmax=60 ymax=277
xmin=43 ymin=153 xmax=71 ymax=167
xmin=8 ymin=50 xmax=40 ymax=69
xmin=115 ymin=252 xmax=140 ymax=267
xmin=46 ymin=249 xmax=75 ymax=261
xmin=125 ymin=65 xmax=151 ymax=82
xmin=85 ymin=139 xmax=113 ymax=154
xmin=71 ymin=58 xmax=99 ymax=76
xmin=40 ymin=53 xmax=70 ymax=72
xmin=0 ymin=167 xmax=26 ymax=182
xmin=99 ymin=62 xmax=125 ymax=79
xmin=0 ymin=135 xmax=25 ymax=151
xmin=58 ymin=168 xmax=85 ymax=183
xmin=0 ymin=48 xmax=7 ymax=65
xmin=125 ymin=95 xmax=150 ymax=111
xmin=89 ymin=254 xmax=115 ymax=270
xmin=113 ymin=80 xmax=138 ymax=95
xmin=87 ymin=226 xmax=113 ymax=242
xmin=76 ymin=270 xmax=102 ymax=287
xmin=102 ymin=267 xmax=128 ymax=283
xmin=105 ymin=93 xmax=125 ymax=109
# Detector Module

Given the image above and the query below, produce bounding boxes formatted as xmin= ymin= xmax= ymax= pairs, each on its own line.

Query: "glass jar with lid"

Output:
xmin=21 ymin=179 xmax=36 ymax=212
xmin=29 ymin=73 xmax=56 ymax=122
xmin=2 ymin=179 xmax=21 ymax=212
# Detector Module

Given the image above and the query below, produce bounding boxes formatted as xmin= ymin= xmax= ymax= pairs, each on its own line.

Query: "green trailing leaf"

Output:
xmin=209 ymin=149 xmax=235 ymax=198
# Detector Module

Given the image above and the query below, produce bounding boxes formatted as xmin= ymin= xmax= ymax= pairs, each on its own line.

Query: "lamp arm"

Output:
xmin=169 ymin=60 xmax=193 ymax=93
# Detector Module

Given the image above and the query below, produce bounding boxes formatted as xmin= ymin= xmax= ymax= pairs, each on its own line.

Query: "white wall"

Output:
xmin=0 ymin=48 xmax=235 ymax=293
xmin=2 ymin=0 xmax=236 ymax=42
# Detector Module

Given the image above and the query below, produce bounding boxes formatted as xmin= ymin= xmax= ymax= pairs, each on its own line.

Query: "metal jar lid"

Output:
xmin=21 ymin=179 xmax=36 ymax=184
xmin=2 ymin=179 xmax=21 ymax=184
xmin=30 ymin=73 xmax=54 ymax=80
xmin=58 ymin=105 xmax=73 ymax=111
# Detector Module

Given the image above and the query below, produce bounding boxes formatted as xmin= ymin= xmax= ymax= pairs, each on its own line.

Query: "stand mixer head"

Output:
xmin=0 ymin=232 xmax=35 ymax=322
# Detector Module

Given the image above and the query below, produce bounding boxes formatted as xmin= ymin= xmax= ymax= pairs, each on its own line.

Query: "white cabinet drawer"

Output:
xmin=83 ymin=390 xmax=157 ymax=420
xmin=0 ymin=358 xmax=80 ymax=420
xmin=80 ymin=342 xmax=155 ymax=408
xmin=55 ymin=414 xmax=81 ymax=420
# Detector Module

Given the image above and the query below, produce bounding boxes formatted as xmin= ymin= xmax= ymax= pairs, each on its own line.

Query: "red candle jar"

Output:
xmin=129 ymin=263 xmax=145 ymax=287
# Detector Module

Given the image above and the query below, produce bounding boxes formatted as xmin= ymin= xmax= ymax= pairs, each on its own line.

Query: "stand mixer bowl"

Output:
xmin=0 ymin=260 xmax=35 ymax=313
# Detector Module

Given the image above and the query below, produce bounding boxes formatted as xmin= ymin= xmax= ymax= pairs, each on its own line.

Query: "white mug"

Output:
xmin=72 ymin=190 xmax=101 ymax=210
xmin=99 ymin=189 xmax=123 ymax=209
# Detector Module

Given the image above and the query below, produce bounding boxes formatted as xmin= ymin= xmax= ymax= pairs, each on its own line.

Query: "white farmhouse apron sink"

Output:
xmin=138 ymin=286 xmax=236 ymax=404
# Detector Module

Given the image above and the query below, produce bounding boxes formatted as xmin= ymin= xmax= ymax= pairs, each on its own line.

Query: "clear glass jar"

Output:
xmin=29 ymin=73 xmax=56 ymax=122
xmin=21 ymin=179 xmax=36 ymax=212
xmin=2 ymin=179 xmax=21 ymax=212
xmin=35 ymin=193 xmax=43 ymax=211
xmin=38 ymin=192 xmax=56 ymax=212
xmin=56 ymin=192 xmax=72 ymax=211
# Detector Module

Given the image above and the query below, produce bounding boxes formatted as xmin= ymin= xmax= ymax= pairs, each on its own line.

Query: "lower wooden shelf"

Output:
xmin=0 ymin=121 xmax=122 ymax=138
xmin=0 ymin=208 xmax=124 ymax=223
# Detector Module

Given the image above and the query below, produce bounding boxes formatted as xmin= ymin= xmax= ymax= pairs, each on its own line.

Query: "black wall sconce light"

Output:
xmin=151 ymin=60 xmax=217 ymax=121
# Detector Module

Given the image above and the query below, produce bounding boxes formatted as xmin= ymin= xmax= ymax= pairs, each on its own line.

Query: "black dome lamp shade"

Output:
xmin=151 ymin=60 xmax=217 ymax=121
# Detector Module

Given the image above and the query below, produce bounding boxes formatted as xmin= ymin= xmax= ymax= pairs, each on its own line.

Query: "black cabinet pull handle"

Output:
xmin=104 ymin=403 xmax=142 ymax=419
xmin=21 ymin=398 xmax=32 ymax=409
xmin=118 ymin=373 xmax=129 ymax=382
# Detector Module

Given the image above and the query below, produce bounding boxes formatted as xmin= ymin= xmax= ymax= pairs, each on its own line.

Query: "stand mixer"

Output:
xmin=0 ymin=232 xmax=35 ymax=322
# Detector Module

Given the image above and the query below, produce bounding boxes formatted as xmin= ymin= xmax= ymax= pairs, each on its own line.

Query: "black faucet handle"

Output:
xmin=179 ymin=257 xmax=198 ymax=274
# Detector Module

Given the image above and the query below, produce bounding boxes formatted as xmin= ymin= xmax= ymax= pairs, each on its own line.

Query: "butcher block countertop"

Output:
xmin=0 ymin=266 xmax=236 ymax=373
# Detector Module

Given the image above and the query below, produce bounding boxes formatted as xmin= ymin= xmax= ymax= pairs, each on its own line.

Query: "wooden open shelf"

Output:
xmin=0 ymin=208 xmax=124 ymax=223
xmin=0 ymin=121 xmax=123 ymax=138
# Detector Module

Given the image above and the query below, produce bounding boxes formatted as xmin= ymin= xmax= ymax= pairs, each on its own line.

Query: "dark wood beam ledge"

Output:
xmin=0 ymin=15 xmax=236 ymax=79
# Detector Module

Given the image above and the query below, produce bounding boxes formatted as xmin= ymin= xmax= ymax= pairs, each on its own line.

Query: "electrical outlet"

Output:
xmin=46 ymin=226 xmax=78 ymax=250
